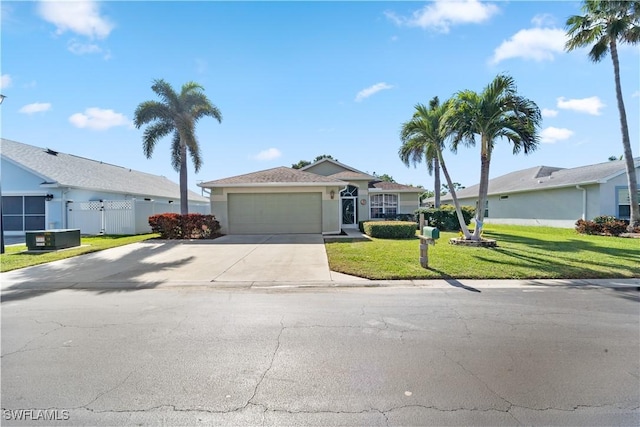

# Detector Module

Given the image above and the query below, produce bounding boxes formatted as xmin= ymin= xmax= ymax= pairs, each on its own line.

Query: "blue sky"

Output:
xmin=2 ymin=0 xmax=639 ymax=194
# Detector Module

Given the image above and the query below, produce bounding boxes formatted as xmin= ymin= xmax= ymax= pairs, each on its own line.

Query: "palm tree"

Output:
xmin=399 ymin=97 xmax=473 ymax=239
xmin=444 ymin=74 xmax=541 ymax=240
xmin=400 ymin=97 xmax=442 ymax=208
xmin=134 ymin=79 xmax=222 ymax=215
xmin=566 ymin=0 xmax=640 ymax=229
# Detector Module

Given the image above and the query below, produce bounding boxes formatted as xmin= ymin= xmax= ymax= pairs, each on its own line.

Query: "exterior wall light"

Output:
xmin=330 ymin=190 xmax=335 ymax=199
xmin=45 ymin=194 xmax=54 ymax=201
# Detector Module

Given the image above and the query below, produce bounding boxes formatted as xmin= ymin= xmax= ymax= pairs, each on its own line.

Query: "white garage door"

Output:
xmin=228 ymin=193 xmax=322 ymax=234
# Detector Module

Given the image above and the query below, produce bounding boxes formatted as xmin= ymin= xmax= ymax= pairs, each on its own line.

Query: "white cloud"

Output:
xmin=540 ymin=127 xmax=574 ymax=144
xmin=67 ymin=39 xmax=102 ymax=55
xmin=557 ymin=96 xmax=605 ymax=115
xmin=632 ymin=91 xmax=640 ymax=98
xmin=386 ymin=0 xmax=499 ymax=33
xmin=252 ymin=148 xmax=282 ymax=161
xmin=19 ymin=102 xmax=51 ymax=114
xmin=69 ymin=107 xmax=129 ymax=130
xmin=490 ymin=27 xmax=566 ymax=64
xmin=542 ymin=108 xmax=558 ymax=118
xmin=37 ymin=0 xmax=114 ymax=39
xmin=1 ymin=74 xmax=11 ymax=89
xmin=531 ymin=13 xmax=556 ymax=28
xmin=355 ymin=82 xmax=394 ymax=102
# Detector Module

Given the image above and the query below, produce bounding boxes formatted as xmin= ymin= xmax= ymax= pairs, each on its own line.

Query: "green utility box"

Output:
xmin=422 ymin=226 xmax=440 ymax=240
xmin=26 ymin=229 xmax=81 ymax=251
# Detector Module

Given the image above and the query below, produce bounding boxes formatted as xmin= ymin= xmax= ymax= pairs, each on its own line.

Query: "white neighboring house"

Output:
xmin=438 ymin=158 xmax=640 ymax=228
xmin=1 ymin=138 xmax=210 ymax=237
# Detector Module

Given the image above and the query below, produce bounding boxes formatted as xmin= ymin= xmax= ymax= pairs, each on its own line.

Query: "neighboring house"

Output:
xmin=437 ymin=158 xmax=640 ymax=228
xmin=198 ymin=158 xmax=422 ymax=234
xmin=1 ymin=138 xmax=210 ymax=237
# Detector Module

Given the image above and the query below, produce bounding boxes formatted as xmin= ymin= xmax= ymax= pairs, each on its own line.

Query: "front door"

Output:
xmin=341 ymin=198 xmax=357 ymax=227
xmin=340 ymin=185 xmax=359 ymax=228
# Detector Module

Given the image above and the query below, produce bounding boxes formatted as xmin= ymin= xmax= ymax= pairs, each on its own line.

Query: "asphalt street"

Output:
xmin=2 ymin=284 xmax=639 ymax=426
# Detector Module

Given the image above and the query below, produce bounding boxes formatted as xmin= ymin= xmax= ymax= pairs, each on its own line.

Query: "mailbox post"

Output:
xmin=418 ymin=213 xmax=440 ymax=268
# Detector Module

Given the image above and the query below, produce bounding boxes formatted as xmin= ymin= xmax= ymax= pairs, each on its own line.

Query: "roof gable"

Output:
xmin=1 ymin=138 xmax=208 ymax=202
xmin=300 ymin=158 xmax=369 ymax=177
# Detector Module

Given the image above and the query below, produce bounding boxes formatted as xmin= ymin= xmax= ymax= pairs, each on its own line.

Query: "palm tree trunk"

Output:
xmin=434 ymin=158 xmax=441 ymax=208
xmin=438 ymin=149 xmax=472 ymax=239
xmin=473 ymin=138 xmax=491 ymax=240
xmin=179 ymin=142 xmax=189 ymax=215
xmin=610 ymin=39 xmax=639 ymax=229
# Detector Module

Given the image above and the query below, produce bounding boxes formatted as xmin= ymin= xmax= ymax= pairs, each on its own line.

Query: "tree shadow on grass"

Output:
xmin=1 ymin=242 xmax=194 ymax=303
xmin=478 ymin=231 xmax=640 ymax=278
xmin=474 ymin=248 xmax=639 ymax=279
xmin=487 ymin=231 xmax=640 ymax=261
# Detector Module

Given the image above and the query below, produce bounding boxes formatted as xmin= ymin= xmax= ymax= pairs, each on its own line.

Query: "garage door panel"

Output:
xmin=228 ymin=193 xmax=322 ymax=234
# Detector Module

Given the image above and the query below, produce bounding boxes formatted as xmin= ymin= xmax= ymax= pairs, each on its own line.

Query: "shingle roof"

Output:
xmin=1 ymin=138 xmax=208 ymax=202
xmin=328 ymin=171 xmax=376 ymax=181
xmin=440 ymin=158 xmax=639 ymax=201
xmin=369 ymin=181 xmax=422 ymax=192
xmin=199 ymin=166 xmax=346 ymax=187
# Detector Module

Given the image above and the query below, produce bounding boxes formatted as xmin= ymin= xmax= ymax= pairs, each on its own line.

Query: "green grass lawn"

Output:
xmin=0 ymin=234 xmax=157 ymax=272
xmin=325 ymin=224 xmax=640 ymax=280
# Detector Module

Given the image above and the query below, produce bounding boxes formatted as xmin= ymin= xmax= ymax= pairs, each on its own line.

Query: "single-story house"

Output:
xmin=198 ymin=158 xmax=422 ymax=235
xmin=1 ymin=138 xmax=210 ymax=237
xmin=438 ymin=158 xmax=640 ymax=228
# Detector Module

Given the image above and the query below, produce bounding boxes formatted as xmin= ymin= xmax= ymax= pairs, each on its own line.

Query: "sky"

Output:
xmin=1 ymin=0 xmax=639 ymax=195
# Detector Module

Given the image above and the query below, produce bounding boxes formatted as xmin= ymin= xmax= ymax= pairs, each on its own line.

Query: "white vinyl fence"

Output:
xmin=67 ymin=199 xmax=210 ymax=235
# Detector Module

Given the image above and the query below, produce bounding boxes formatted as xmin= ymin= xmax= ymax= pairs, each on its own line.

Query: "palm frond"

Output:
xmin=142 ymin=121 xmax=174 ymax=158
xmin=133 ymin=101 xmax=171 ymax=128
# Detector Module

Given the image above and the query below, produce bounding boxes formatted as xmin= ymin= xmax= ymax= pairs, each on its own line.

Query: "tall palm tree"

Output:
xmin=566 ymin=0 xmax=640 ymax=229
xmin=444 ymin=74 xmax=541 ymax=240
xmin=134 ymin=79 xmax=222 ymax=214
xmin=400 ymin=97 xmax=442 ymax=207
xmin=399 ymin=97 xmax=473 ymax=239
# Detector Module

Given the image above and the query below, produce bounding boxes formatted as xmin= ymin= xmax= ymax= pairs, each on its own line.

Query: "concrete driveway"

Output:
xmin=1 ymin=234 xmax=339 ymax=292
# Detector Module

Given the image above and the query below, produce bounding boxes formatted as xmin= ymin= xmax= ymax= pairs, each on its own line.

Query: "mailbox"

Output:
xmin=422 ymin=226 xmax=440 ymax=240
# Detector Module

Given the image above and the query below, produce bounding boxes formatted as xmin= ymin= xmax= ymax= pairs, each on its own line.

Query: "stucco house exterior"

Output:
xmin=439 ymin=158 xmax=640 ymax=228
xmin=198 ymin=158 xmax=422 ymax=235
xmin=1 ymin=138 xmax=210 ymax=237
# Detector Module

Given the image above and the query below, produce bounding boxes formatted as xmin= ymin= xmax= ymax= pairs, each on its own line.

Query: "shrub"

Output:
xmin=601 ymin=220 xmax=629 ymax=236
xmin=148 ymin=213 xmax=181 ymax=239
xmin=149 ymin=213 xmax=221 ymax=239
xmin=575 ymin=217 xmax=628 ymax=236
xmin=593 ymin=215 xmax=617 ymax=224
xmin=414 ymin=205 xmax=475 ymax=231
xmin=363 ymin=221 xmax=416 ymax=239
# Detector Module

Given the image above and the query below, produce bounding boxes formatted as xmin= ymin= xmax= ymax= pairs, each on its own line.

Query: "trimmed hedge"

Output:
xmin=363 ymin=221 xmax=416 ymax=239
xmin=149 ymin=213 xmax=221 ymax=239
xmin=414 ymin=205 xmax=475 ymax=231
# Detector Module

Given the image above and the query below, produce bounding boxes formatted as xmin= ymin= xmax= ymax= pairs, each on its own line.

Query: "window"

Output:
xmin=370 ymin=194 xmax=398 ymax=219
xmin=617 ymin=188 xmax=640 ymax=220
xmin=340 ymin=185 xmax=358 ymax=197
xmin=2 ymin=196 xmax=46 ymax=232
